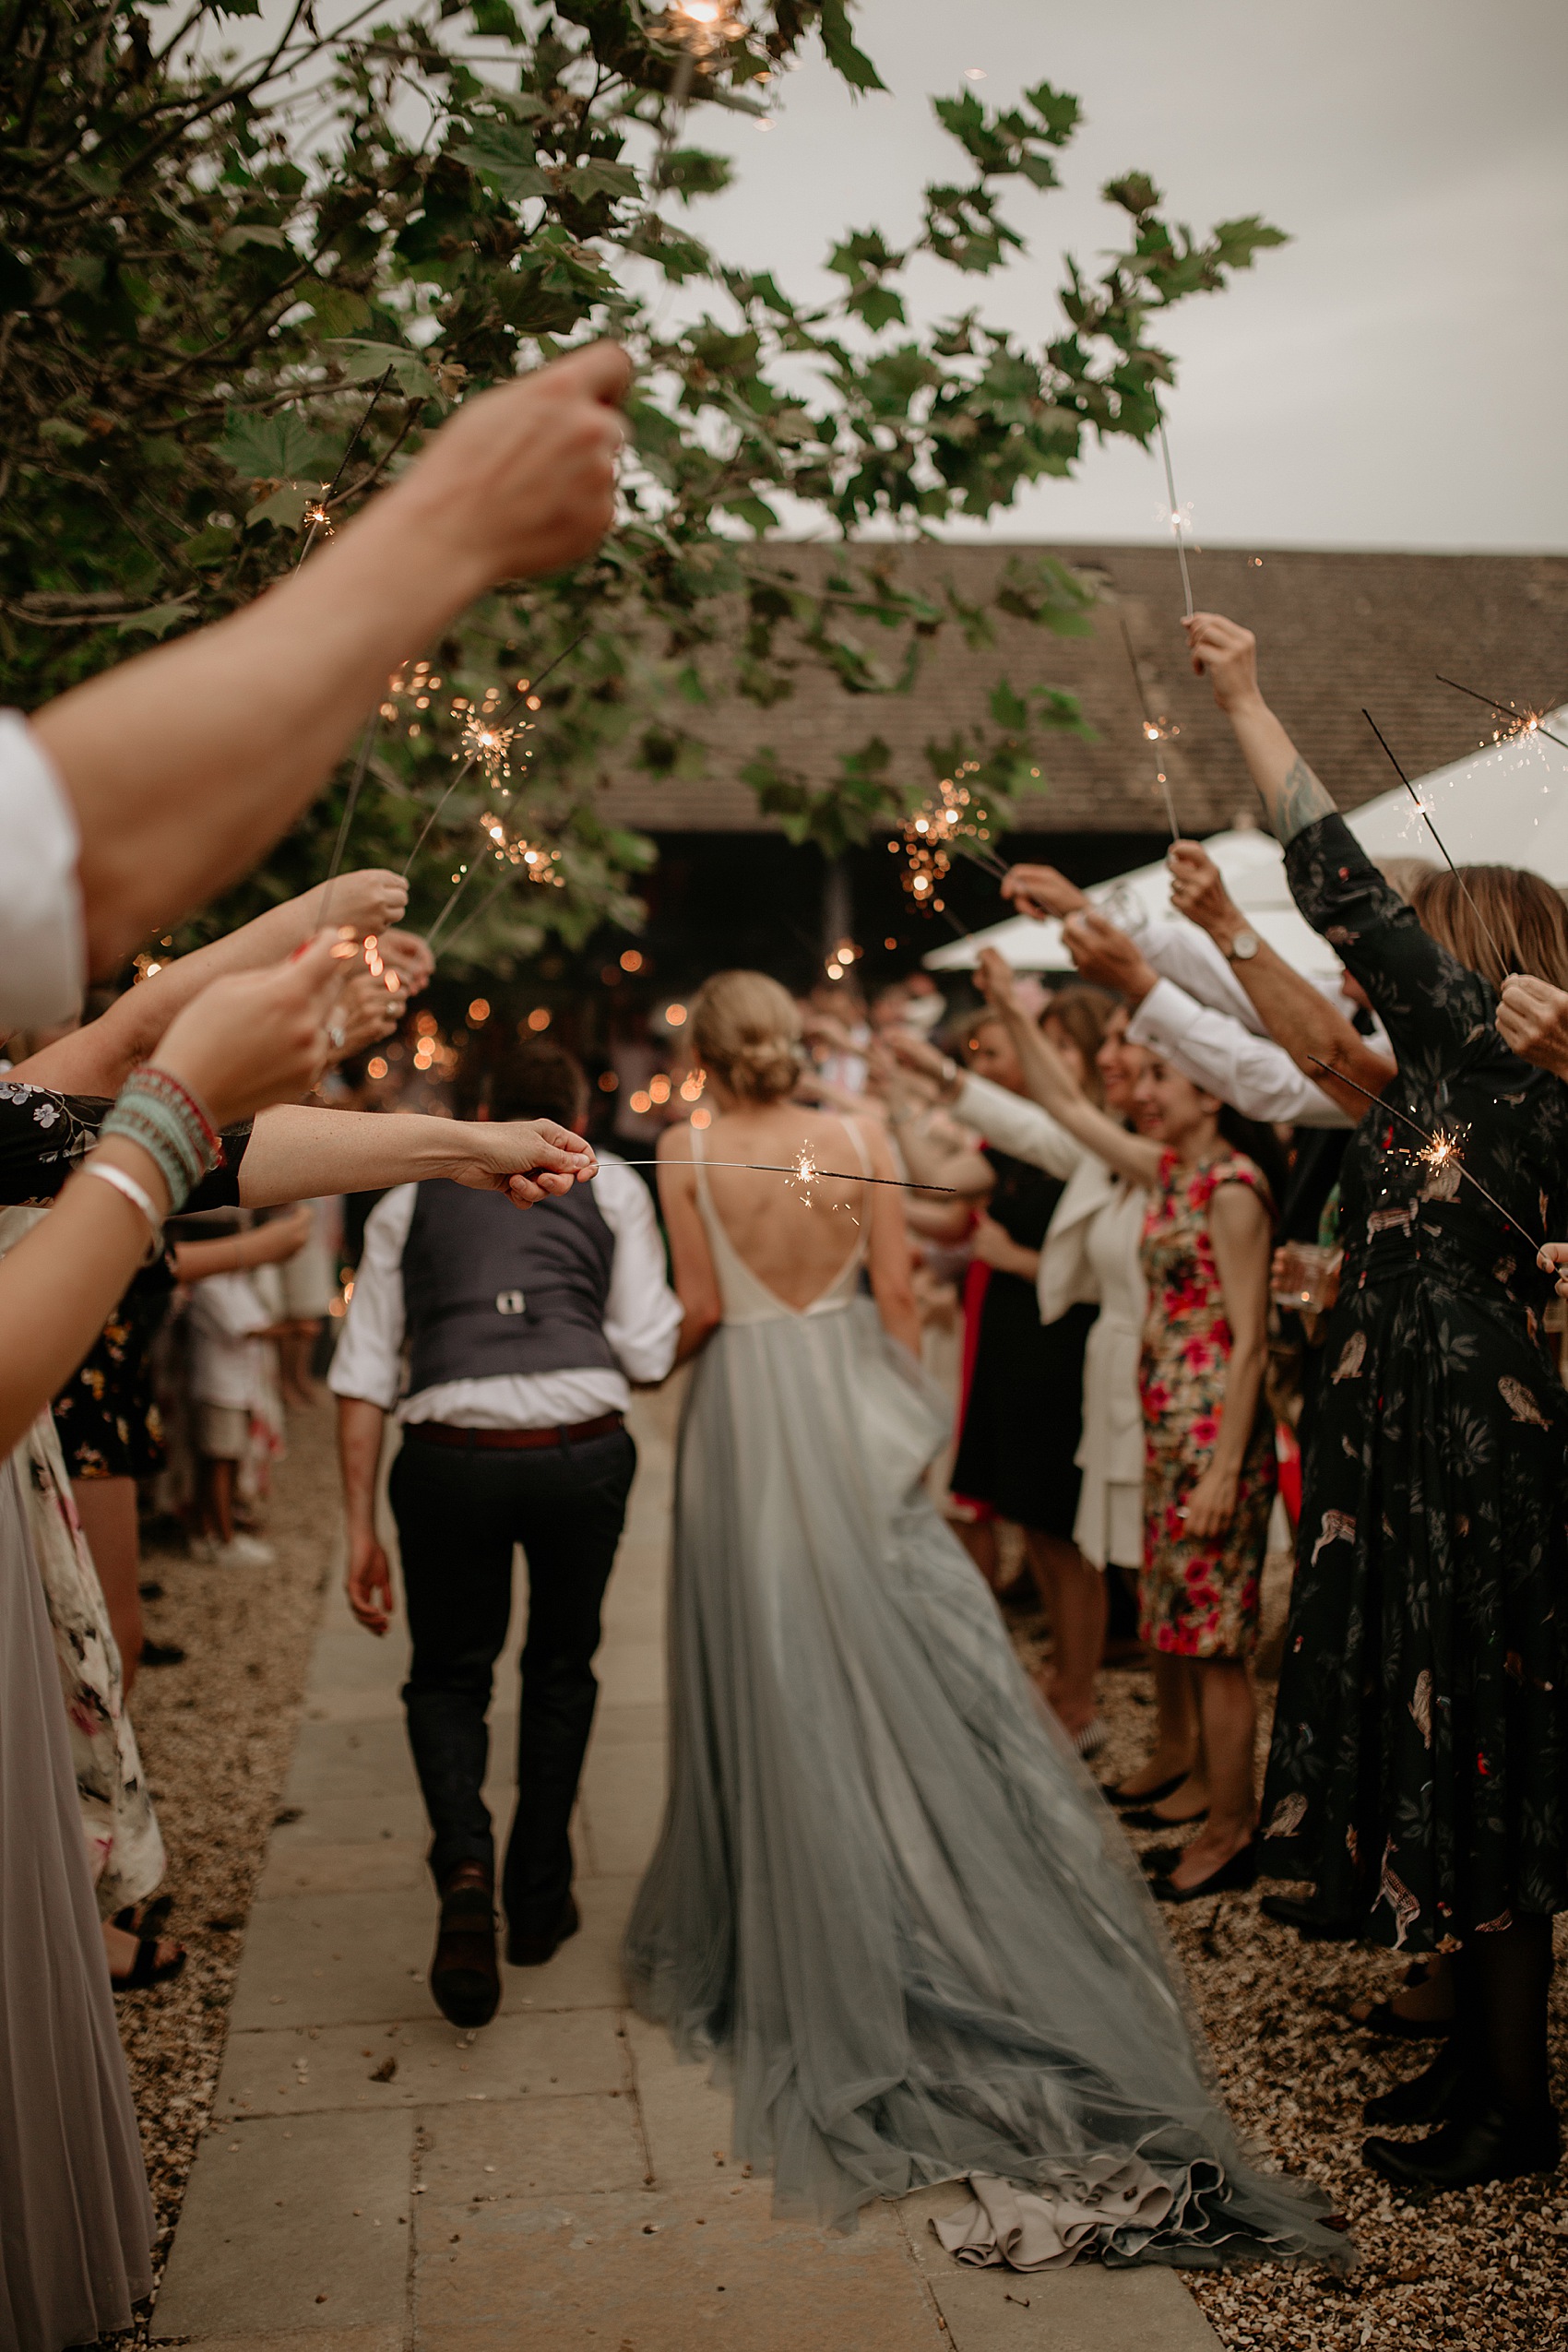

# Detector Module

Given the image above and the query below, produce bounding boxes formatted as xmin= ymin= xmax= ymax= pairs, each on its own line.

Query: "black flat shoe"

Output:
xmin=1259 ymin=1891 xmax=1358 ymax=1942
xmin=1150 ymin=1844 xmax=1258 ymax=1904
xmin=1364 ymin=2103 xmax=1561 ymax=2190
xmin=140 ymin=1638 xmax=186 ymax=1669
xmin=1139 ymin=1844 xmax=1190 ymax=1877
xmin=1362 ymin=2037 xmax=1466 ymax=2127
xmin=1103 ymin=1773 xmax=1186 ymax=1810
xmin=1121 ymin=1804 xmax=1208 ymax=1834
xmin=430 ymin=1863 xmax=500 ymax=2029
xmin=507 ymin=1891 xmax=579 ymax=1968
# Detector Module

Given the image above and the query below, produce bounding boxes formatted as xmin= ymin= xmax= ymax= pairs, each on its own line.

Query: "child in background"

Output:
xmin=186 ymin=1266 xmax=290 ymax=1567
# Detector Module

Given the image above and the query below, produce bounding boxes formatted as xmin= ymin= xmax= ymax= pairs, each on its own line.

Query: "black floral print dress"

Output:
xmin=1260 ymin=815 xmax=1568 ymax=1953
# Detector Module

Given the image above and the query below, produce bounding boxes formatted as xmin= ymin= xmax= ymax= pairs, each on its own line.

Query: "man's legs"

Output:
xmin=504 ymin=1428 xmax=636 ymax=1950
xmin=390 ymin=1443 xmax=517 ymax=1889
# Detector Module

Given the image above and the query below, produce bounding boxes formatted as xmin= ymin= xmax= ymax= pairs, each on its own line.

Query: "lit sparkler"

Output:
xmin=400 ymin=626 xmax=588 ymax=879
xmin=1157 ymin=416 xmax=1195 ymax=622
xmin=1306 ymin=1057 xmax=1541 ymax=1253
xmin=892 ymin=766 xmax=1006 ymax=911
xmin=1362 ymin=710 xmax=1514 ymax=976
xmin=1434 ymin=673 xmax=1568 ymax=756
xmin=616 ymin=1149 xmax=958 ymax=1195
xmin=295 ymin=365 xmax=396 ymax=568
xmin=660 ymin=0 xmax=746 ymax=55
xmin=1117 ymin=608 xmax=1182 ymax=839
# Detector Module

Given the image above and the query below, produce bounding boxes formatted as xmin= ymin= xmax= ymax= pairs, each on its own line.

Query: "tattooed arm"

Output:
xmin=1182 ymin=613 xmax=1337 ymax=844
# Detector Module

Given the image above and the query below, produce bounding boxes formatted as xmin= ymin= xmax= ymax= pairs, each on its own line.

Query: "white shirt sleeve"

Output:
xmin=952 ymin=1073 xmax=1083 ymax=1178
xmin=0 ymin=713 xmax=85 ymax=1029
xmin=593 ymin=1157 xmax=683 ymax=1384
xmin=1134 ymin=917 xmax=1270 ymax=1037
xmin=327 ymin=1185 xmax=416 ymax=1411
xmin=1127 ymin=978 xmax=1352 ymax=1127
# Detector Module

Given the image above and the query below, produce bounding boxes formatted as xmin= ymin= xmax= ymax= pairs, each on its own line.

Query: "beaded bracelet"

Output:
xmin=100 ymin=1066 xmax=220 ymax=1216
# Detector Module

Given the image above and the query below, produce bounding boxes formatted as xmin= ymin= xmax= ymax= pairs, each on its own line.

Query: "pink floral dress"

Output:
xmin=1138 ymin=1150 xmax=1276 ymax=1659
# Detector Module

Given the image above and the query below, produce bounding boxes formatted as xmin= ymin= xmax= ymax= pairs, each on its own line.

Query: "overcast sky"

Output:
xmin=672 ymin=0 xmax=1568 ymax=552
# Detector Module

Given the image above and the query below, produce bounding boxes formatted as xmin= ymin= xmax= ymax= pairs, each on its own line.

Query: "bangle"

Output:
xmin=100 ymin=1067 xmax=220 ymax=1214
xmin=140 ymin=1066 xmax=222 ymax=1162
xmin=81 ymin=1158 xmax=163 ymax=1262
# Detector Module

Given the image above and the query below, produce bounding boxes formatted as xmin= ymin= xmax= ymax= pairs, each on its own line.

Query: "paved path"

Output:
xmin=155 ymin=1386 xmax=1219 ymax=2352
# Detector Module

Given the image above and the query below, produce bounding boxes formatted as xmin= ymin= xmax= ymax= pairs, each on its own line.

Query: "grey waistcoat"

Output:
xmin=400 ymin=1178 xmax=616 ymax=1393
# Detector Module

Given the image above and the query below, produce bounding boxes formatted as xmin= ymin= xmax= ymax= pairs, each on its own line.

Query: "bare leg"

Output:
xmin=1170 ymin=1658 xmax=1256 ymax=1888
xmin=101 ymin=1918 xmax=182 ymax=1980
xmin=957 ymin=1516 xmax=1000 ymax=1590
xmin=279 ymin=1322 xmax=322 ymax=1408
xmin=1025 ymin=1528 xmax=1105 ymax=1739
xmin=1116 ymin=1649 xmax=1203 ymax=1802
xmin=202 ymin=1455 xmax=237 ymax=1544
xmin=71 ymin=1475 xmax=142 ymax=1694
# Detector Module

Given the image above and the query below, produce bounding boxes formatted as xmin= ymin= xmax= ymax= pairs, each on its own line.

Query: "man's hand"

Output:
xmin=1001 ymin=863 xmax=1087 ymax=921
xmin=1061 ymin=909 xmax=1158 ymax=1003
xmin=1166 ymin=839 xmax=1247 ymax=949
xmin=1498 ymin=975 xmax=1568 ymax=1080
xmin=1182 ymin=612 xmax=1264 ymax=713
xmin=975 ymin=945 xmax=1024 ymax=1015
xmin=346 ymin=1526 xmax=394 ymax=1635
xmin=398 ymin=341 xmax=630 ymax=588
xmin=1538 ymin=1242 xmax=1568 ymax=1301
xmin=452 ymin=1118 xmax=599 ymax=1206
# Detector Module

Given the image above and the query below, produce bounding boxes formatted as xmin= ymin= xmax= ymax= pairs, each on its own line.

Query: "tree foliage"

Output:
xmin=0 ymin=1 xmax=1286 ymax=968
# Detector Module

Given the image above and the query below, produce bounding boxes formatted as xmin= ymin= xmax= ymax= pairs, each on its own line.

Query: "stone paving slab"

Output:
xmin=157 ymin=1388 xmax=1218 ymax=2351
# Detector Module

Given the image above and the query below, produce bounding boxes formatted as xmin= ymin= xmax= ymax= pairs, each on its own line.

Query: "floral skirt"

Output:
xmin=1139 ymin=1402 xmax=1275 ymax=1660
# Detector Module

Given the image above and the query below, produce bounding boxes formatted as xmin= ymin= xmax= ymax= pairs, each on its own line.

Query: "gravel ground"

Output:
xmin=105 ymin=1401 xmax=339 ymax=2342
xmin=1011 ymin=1562 xmax=1568 ymax=2351
xmin=101 ymin=1427 xmax=1568 ymax=2348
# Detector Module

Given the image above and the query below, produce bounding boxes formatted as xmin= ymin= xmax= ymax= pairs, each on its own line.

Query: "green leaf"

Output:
xmin=988 ymin=678 xmax=1029 ymax=731
xmin=212 ymin=0 xmax=260 ymax=14
xmin=722 ymin=494 xmax=778 ymax=536
xmin=214 ymin=410 xmax=334 ymax=481
xmin=178 ymin=523 xmax=238 ymax=566
xmin=305 ymin=282 xmax=371 ymax=337
xmin=469 ymin=0 xmax=523 ymax=34
xmin=817 ymin=0 xmax=887 ymax=93
xmin=847 ymin=284 xmax=904 ymax=332
xmin=326 ymin=339 xmax=437 ymax=398
xmin=1022 ymin=81 xmax=1082 ymax=144
xmin=245 ymin=481 xmax=313 ymax=529
xmin=453 ymin=124 xmax=552 ymax=200
xmin=1104 ymin=172 xmax=1160 ymax=219
xmin=116 ymin=596 xmax=197 ymax=639
xmin=565 ymin=160 xmax=640 ymax=204
xmin=661 ymin=148 xmax=735 ymax=204
xmin=218 ymin=223 xmax=291 ymax=255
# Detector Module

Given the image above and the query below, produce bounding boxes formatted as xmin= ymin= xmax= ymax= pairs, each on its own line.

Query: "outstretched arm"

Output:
xmin=975 ymin=950 xmax=1163 ymax=1188
xmin=237 ymin=1103 xmax=593 ymax=1210
xmin=1182 ymin=612 xmax=1337 ymax=843
xmin=31 ymin=344 xmax=630 ymax=974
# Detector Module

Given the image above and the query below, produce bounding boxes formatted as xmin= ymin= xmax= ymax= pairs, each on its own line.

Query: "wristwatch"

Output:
xmin=1226 ymin=927 xmax=1261 ymax=963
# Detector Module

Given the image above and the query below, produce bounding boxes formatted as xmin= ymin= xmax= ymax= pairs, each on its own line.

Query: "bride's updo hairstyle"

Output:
xmin=691 ymin=970 xmax=802 ymax=1104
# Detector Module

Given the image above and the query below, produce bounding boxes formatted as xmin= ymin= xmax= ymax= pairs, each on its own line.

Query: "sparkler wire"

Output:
xmin=1361 ymin=709 xmax=1513 ymax=976
xmin=1116 ymin=607 xmax=1181 ymax=840
xmin=1433 ymin=673 xmax=1568 ymax=756
xmin=401 ymin=626 xmax=589 ymax=880
xmin=614 ymin=1158 xmax=959 ymax=1194
xmin=1157 ymin=417 xmax=1194 ymax=622
xmin=295 ymin=365 xmax=396 ymax=568
xmin=1305 ymin=1056 xmax=1542 ymax=1253
xmin=317 ymin=714 xmax=381 ymax=928
xmin=434 ymin=867 xmax=514 ymax=961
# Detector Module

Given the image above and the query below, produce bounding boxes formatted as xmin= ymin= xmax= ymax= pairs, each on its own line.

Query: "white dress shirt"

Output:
xmin=328 ymin=1154 xmax=681 ymax=1428
xmin=1127 ymin=977 xmax=1351 ymax=1127
xmin=0 ymin=713 xmax=84 ymax=1029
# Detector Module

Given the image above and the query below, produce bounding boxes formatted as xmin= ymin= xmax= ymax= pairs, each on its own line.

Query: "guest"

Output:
xmin=976 ymin=948 xmax=1278 ymax=1902
xmin=333 ymin=1037 xmax=680 ymax=2028
xmin=887 ymin=990 xmax=1114 ymax=1749
xmin=1189 ymin=607 xmax=1568 ymax=2189
xmin=187 ymin=1252 xmax=302 ymax=1568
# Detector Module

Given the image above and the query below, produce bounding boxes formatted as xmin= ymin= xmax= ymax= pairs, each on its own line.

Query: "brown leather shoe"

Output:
xmin=506 ymin=1892 xmax=579 ymax=1967
xmin=430 ymin=1862 xmax=500 ymax=2028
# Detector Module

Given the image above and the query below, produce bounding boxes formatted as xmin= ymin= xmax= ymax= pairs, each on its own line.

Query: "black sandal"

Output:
xmin=112 ymin=1936 xmax=186 ymax=1991
xmin=1103 ymin=1773 xmax=1186 ymax=1810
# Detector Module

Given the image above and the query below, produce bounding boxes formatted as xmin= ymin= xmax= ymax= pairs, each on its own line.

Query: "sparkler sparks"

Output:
xmin=1306 ymin=1057 xmax=1541 ymax=1253
xmin=1434 ymin=673 xmax=1568 ymax=756
xmin=1362 ymin=709 xmax=1514 ymax=977
xmin=618 ymin=1151 xmax=958 ymax=1195
xmin=1117 ymin=609 xmax=1182 ymax=839
xmin=892 ymin=766 xmax=1006 ymax=910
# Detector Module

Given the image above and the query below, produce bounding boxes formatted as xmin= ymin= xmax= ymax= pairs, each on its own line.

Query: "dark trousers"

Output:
xmin=388 ymin=1424 xmax=636 ymax=1935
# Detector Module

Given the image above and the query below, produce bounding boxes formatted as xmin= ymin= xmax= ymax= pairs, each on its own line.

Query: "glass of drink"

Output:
xmin=1272 ymin=1242 xmax=1341 ymax=1315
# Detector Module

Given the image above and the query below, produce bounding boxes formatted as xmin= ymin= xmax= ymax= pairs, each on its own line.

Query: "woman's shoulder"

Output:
xmin=1195 ymin=1151 xmax=1271 ymax=1211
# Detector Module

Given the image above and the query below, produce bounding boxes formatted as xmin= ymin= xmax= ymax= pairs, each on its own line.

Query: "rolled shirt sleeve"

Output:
xmin=327 ymin=1185 xmax=414 ymax=1412
xmin=0 ymin=713 xmax=84 ymax=1029
xmin=595 ymin=1157 xmax=683 ymax=1384
xmin=1127 ymin=977 xmax=1351 ymax=1127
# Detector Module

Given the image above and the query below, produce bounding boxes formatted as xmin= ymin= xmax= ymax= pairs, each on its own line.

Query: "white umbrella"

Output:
xmin=922 ymin=702 xmax=1568 ymax=978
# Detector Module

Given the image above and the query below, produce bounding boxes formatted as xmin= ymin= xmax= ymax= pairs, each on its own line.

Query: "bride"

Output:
xmin=624 ymin=969 xmax=1344 ymax=2271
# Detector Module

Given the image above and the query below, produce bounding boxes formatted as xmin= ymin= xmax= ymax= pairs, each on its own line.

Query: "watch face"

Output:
xmin=1231 ymin=929 xmax=1261 ymax=961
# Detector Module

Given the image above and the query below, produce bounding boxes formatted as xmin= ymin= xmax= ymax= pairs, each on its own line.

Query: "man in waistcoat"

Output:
xmin=330 ymin=1036 xmax=681 ymax=2027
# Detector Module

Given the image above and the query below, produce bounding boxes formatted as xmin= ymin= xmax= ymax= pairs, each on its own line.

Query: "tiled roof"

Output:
xmin=593 ymin=543 xmax=1568 ymax=836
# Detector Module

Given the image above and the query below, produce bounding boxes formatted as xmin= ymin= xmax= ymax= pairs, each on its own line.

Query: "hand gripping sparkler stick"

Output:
xmin=1306 ymin=1056 xmax=1541 ymax=1253
xmin=1362 ymin=710 xmax=1514 ymax=975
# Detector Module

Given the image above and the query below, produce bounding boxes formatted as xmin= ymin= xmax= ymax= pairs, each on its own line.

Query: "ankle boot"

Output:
xmin=1362 ymin=2035 xmax=1467 ymax=2127
xmin=1364 ymin=2102 xmax=1561 ymax=2190
xmin=431 ymin=1860 xmax=500 ymax=2029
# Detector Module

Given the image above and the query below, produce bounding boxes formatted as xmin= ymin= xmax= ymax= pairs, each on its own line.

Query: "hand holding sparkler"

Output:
xmin=154 ymin=932 xmax=360 ymax=1129
xmin=309 ymin=867 xmax=408 ymax=938
xmin=1182 ymin=612 xmax=1263 ymax=712
xmin=374 ymin=928 xmax=434 ymax=1000
xmin=1535 ymin=1242 xmax=1568 ymax=1301
xmin=1497 ymin=974 xmax=1568 ymax=1082
xmin=450 ymin=1119 xmax=599 ymax=1208
xmin=975 ymin=944 xmax=1025 ymax=1016
xmin=326 ymin=969 xmax=401 ymax=1063
xmin=1061 ymin=909 xmax=1159 ymax=1005
xmin=1000 ymin=861 xmax=1087 ymax=921
xmin=1166 ymin=839 xmax=1244 ymax=945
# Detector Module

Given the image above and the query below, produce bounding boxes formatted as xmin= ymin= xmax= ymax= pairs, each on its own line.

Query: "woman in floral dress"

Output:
xmin=1188 ymin=608 xmax=1568 ymax=2193
xmin=978 ymin=953 xmax=1277 ymax=1899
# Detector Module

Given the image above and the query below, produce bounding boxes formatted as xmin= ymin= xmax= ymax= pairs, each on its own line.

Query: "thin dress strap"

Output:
xmin=839 ymin=1115 xmax=874 ymax=1180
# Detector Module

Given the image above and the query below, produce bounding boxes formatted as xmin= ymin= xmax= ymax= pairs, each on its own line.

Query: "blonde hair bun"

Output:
xmin=691 ymin=970 xmax=802 ymax=1104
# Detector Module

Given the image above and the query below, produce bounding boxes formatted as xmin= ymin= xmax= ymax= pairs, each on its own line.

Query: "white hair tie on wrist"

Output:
xmin=82 ymin=1158 xmax=163 ymax=1261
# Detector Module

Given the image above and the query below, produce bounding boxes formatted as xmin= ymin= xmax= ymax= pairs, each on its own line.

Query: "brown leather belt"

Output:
xmin=401 ymin=1412 xmax=624 ymax=1452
